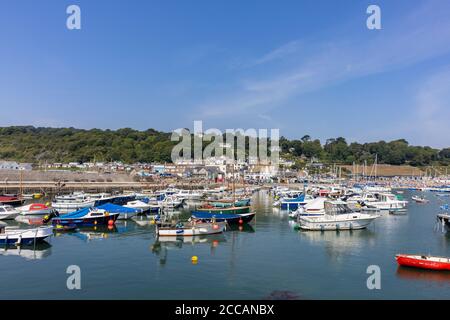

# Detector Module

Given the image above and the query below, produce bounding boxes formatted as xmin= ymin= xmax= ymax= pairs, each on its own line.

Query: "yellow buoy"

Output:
xmin=191 ymin=256 xmax=198 ymax=264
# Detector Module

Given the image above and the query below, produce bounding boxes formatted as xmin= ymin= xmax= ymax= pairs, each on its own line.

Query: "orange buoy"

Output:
xmin=239 ymin=219 xmax=243 ymax=224
xmin=108 ymin=219 xmax=114 ymax=226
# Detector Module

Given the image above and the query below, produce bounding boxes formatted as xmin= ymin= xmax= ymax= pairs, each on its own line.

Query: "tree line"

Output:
xmin=0 ymin=126 xmax=448 ymax=167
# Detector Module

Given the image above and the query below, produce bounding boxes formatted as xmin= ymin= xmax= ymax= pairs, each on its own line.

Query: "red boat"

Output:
xmin=0 ymin=195 xmax=24 ymax=207
xmin=396 ymin=254 xmax=450 ymax=271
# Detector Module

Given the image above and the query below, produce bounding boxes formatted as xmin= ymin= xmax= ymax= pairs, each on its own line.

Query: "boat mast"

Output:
xmin=232 ymin=161 xmax=236 ymax=204
xmin=19 ymin=169 xmax=23 ymax=198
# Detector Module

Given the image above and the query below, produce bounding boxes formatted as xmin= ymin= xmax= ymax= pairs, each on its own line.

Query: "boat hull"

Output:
xmin=52 ymin=213 xmax=119 ymax=227
xmin=299 ymin=214 xmax=378 ymax=231
xmin=157 ymin=222 xmax=227 ymax=236
xmin=0 ymin=213 xmax=19 ymax=220
xmin=191 ymin=212 xmax=255 ymax=224
xmin=396 ymin=254 xmax=450 ymax=271
xmin=196 ymin=206 xmax=250 ymax=214
xmin=0 ymin=199 xmax=25 ymax=207
xmin=0 ymin=226 xmax=53 ymax=245
xmin=51 ymin=201 xmax=95 ymax=213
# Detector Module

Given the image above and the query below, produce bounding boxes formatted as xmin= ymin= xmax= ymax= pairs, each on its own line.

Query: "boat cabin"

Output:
xmin=324 ymin=201 xmax=354 ymax=215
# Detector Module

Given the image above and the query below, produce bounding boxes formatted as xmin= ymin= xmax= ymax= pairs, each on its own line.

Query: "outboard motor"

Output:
xmin=42 ymin=210 xmax=59 ymax=224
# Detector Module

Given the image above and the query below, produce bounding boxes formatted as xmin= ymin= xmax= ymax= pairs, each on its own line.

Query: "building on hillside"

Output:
xmin=0 ymin=161 xmax=33 ymax=171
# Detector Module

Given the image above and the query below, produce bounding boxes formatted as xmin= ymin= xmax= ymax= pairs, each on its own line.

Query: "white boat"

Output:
xmin=294 ymin=197 xmax=327 ymax=217
xmin=160 ymin=195 xmax=183 ymax=209
xmin=125 ymin=200 xmax=152 ymax=213
xmin=363 ymin=185 xmax=392 ymax=193
xmin=156 ymin=220 xmax=227 ymax=236
xmin=371 ymin=193 xmax=408 ymax=211
xmin=347 ymin=192 xmax=407 ymax=211
xmin=175 ymin=190 xmax=204 ymax=201
xmin=298 ymin=200 xmax=379 ymax=231
xmin=51 ymin=194 xmax=95 ymax=213
xmin=17 ymin=203 xmax=52 ymax=216
xmin=0 ymin=223 xmax=53 ymax=245
xmin=0 ymin=205 xmax=20 ymax=220
xmin=411 ymin=196 xmax=429 ymax=203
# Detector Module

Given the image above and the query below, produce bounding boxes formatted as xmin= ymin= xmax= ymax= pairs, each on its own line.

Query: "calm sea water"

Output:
xmin=1 ymin=190 xmax=449 ymax=300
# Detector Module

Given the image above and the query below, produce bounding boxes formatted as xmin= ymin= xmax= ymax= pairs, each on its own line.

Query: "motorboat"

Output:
xmin=156 ymin=220 xmax=226 ymax=236
xmin=411 ymin=196 xmax=429 ymax=203
xmin=175 ymin=189 xmax=204 ymax=201
xmin=290 ymin=197 xmax=327 ymax=218
xmin=0 ymin=205 xmax=20 ymax=220
xmin=125 ymin=200 xmax=152 ymax=213
xmin=297 ymin=200 xmax=379 ymax=231
xmin=280 ymin=194 xmax=314 ymax=211
xmin=159 ymin=195 xmax=183 ymax=209
xmin=50 ymin=208 xmax=119 ymax=227
xmin=17 ymin=203 xmax=52 ymax=216
xmin=21 ymin=193 xmax=44 ymax=200
xmin=396 ymin=254 xmax=450 ymax=271
xmin=0 ymin=195 xmax=24 ymax=207
xmin=347 ymin=192 xmax=408 ymax=212
xmin=51 ymin=194 xmax=95 ymax=213
xmin=0 ymin=222 xmax=53 ymax=245
xmin=89 ymin=193 xmax=136 ymax=206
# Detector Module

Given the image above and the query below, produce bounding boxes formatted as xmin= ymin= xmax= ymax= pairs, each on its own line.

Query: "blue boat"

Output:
xmin=93 ymin=194 xmax=136 ymax=206
xmin=191 ymin=211 xmax=255 ymax=224
xmin=280 ymin=194 xmax=310 ymax=211
xmin=52 ymin=207 xmax=119 ymax=227
xmin=96 ymin=203 xmax=141 ymax=220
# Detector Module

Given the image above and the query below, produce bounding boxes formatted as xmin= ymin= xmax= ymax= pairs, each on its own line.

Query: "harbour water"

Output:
xmin=1 ymin=190 xmax=449 ymax=299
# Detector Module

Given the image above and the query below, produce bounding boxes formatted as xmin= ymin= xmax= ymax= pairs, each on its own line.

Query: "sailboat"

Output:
xmin=196 ymin=162 xmax=251 ymax=214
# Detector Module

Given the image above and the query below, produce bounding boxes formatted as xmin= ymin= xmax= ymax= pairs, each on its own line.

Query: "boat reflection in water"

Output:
xmin=297 ymin=226 xmax=377 ymax=264
xmin=0 ymin=242 xmax=52 ymax=260
xmin=396 ymin=266 xmax=450 ymax=282
xmin=227 ymin=223 xmax=255 ymax=233
xmin=151 ymin=234 xmax=227 ymax=265
xmin=57 ymin=225 xmax=118 ymax=242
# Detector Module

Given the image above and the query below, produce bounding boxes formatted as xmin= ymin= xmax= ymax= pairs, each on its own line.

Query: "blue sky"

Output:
xmin=0 ymin=0 xmax=449 ymax=147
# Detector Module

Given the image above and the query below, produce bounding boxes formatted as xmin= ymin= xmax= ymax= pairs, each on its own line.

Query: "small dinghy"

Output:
xmin=50 ymin=208 xmax=119 ymax=227
xmin=396 ymin=254 xmax=450 ymax=271
xmin=411 ymin=196 xmax=429 ymax=204
xmin=191 ymin=211 xmax=255 ymax=224
xmin=0 ymin=222 xmax=53 ymax=245
xmin=156 ymin=219 xmax=226 ymax=236
xmin=0 ymin=205 xmax=20 ymax=220
xmin=389 ymin=209 xmax=408 ymax=215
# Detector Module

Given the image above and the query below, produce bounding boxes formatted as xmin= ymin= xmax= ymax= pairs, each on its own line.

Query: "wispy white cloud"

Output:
xmin=410 ymin=67 xmax=450 ymax=147
xmin=197 ymin=1 xmax=450 ymax=126
xmin=252 ymin=40 xmax=303 ymax=66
